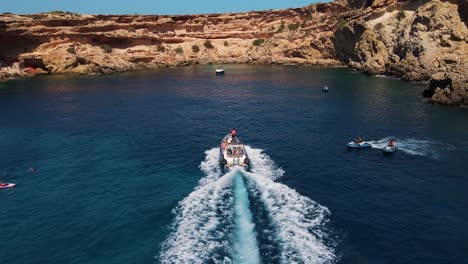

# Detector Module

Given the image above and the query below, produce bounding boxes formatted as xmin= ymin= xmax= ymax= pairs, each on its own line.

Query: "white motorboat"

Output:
xmin=216 ymin=67 xmax=225 ymax=75
xmin=220 ymin=133 xmax=249 ymax=168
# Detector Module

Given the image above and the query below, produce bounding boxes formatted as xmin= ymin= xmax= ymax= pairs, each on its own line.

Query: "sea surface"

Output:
xmin=0 ymin=65 xmax=467 ymax=264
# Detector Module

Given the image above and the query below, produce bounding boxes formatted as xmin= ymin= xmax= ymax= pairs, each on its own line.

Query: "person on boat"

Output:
xmin=230 ymin=128 xmax=237 ymax=138
xmin=222 ymin=140 xmax=228 ymax=150
xmin=387 ymin=139 xmax=395 ymax=148
xmin=356 ymin=136 xmax=363 ymax=144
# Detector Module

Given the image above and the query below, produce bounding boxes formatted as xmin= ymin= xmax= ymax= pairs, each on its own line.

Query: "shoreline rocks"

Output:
xmin=0 ymin=0 xmax=466 ymax=105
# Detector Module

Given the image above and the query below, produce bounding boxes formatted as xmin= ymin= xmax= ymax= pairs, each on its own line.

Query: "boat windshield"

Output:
xmin=226 ymin=145 xmax=245 ymax=157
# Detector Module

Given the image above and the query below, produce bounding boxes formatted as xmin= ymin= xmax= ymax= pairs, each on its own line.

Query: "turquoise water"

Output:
xmin=0 ymin=65 xmax=467 ymax=263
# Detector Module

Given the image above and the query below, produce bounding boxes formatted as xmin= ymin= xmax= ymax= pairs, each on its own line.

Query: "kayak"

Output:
xmin=347 ymin=141 xmax=372 ymax=148
xmin=383 ymin=145 xmax=397 ymax=153
xmin=0 ymin=183 xmax=16 ymax=189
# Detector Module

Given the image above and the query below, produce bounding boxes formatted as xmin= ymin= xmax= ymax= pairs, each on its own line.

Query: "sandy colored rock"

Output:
xmin=1 ymin=0 xmax=466 ymax=104
xmin=335 ymin=0 xmax=468 ymax=104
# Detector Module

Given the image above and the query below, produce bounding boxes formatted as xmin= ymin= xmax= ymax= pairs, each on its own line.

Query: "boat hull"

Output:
xmin=347 ymin=141 xmax=372 ymax=148
xmin=0 ymin=183 xmax=16 ymax=189
xmin=383 ymin=146 xmax=397 ymax=153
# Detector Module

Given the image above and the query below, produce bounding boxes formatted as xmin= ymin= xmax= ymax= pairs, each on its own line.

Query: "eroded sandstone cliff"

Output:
xmin=0 ymin=0 xmax=466 ymax=104
xmin=334 ymin=0 xmax=467 ymax=104
xmin=0 ymin=2 xmax=344 ymax=74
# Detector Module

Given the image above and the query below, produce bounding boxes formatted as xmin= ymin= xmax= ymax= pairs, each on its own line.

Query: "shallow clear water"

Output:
xmin=0 ymin=65 xmax=467 ymax=264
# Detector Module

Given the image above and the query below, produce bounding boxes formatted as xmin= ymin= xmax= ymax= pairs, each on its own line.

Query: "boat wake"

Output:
xmin=368 ymin=137 xmax=455 ymax=158
xmin=159 ymin=147 xmax=335 ymax=264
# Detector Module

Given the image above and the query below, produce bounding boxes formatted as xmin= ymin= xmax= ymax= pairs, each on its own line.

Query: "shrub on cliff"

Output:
xmin=157 ymin=45 xmax=166 ymax=52
xmin=396 ymin=11 xmax=406 ymax=21
xmin=276 ymin=21 xmax=285 ymax=33
xmin=375 ymin=22 xmax=384 ymax=31
xmin=192 ymin=45 xmax=200 ymax=53
xmin=66 ymin=46 xmax=76 ymax=55
xmin=175 ymin=47 xmax=184 ymax=54
xmin=288 ymin=23 xmax=299 ymax=31
xmin=203 ymin=40 xmax=214 ymax=49
xmin=100 ymin=45 xmax=112 ymax=54
xmin=337 ymin=17 xmax=347 ymax=29
xmin=224 ymin=41 xmax=229 ymax=47
xmin=253 ymin=39 xmax=265 ymax=46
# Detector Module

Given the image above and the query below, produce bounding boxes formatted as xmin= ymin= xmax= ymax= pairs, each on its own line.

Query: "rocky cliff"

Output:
xmin=334 ymin=0 xmax=467 ymax=104
xmin=0 ymin=2 xmax=344 ymax=75
xmin=0 ymin=0 xmax=466 ymax=104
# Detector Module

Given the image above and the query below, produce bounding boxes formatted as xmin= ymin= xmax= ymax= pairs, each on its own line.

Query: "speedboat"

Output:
xmin=323 ymin=85 xmax=329 ymax=92
xmin=215 ymin=67 xmax=225 ymax=75
xmin=220 ymin=134 xmax=249 ymax=168
xmin=0 ymin=183 xmax=16 ymax=189
xmin=347 ymin=141 xmax=372 ymax=148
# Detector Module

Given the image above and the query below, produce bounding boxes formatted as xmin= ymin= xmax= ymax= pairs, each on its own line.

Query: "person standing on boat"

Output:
xmin=230 ymin=128 xmax=237 ymax=138
xmin=228 ymin=128 xmax=237 ymax=144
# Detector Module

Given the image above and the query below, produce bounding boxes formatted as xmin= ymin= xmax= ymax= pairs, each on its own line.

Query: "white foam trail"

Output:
xmin=232 ymin=172 xmax=261 ymax=264
xmin=198 ymin=147 xmax=222 ymax=186
xmin=161 ymin=146 xmax=336 ymax=264
xmin=244 ymin=147 xmax=335 ymax=264
xmin=160 ymin=148 xmax=234 ymax=264
xmin=244 ymin=146 xmax=284 ymax=181
xmin=368 ymin=137 xmax=455 ymax=158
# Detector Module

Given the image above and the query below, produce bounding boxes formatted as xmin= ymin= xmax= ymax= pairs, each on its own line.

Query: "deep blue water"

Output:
xmin=0 ymin=65 xmax=467 ymax=264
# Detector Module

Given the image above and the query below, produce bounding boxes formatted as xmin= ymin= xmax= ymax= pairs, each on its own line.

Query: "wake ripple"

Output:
xmin=159 ymin=170 xmax=235 ymax=264
xmin=368 ymin=137 xmax=455 ymax=158
xmin=245 ymin=173 xmax=335 ymax=264
xmin=244 ymin=146 xmax=284 ymax=181
xmin=160 ymin=147 xmax=336 ymax=264
xmin=232 ymin=172 xmax=261 ymax=264
xmin=244 ymin=147 xmax=336 ymax=264
xmin=198 ymin=147 xmax=222 ymax=186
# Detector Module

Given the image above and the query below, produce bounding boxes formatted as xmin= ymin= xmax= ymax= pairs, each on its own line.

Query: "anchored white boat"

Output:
xmin=215 ymin=67 xmax=225 ymax=75
xmin=220 ymin=133 xmax=249 ymax=168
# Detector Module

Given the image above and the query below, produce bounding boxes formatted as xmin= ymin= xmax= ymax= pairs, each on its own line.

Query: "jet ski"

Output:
xmin=347 ymin=141 xmax=372 ymax=148
xmin=383 ymin=145 xmax=397 ymax=153
xmin=220 ymin=133 xmax=249 ymax=168
xmin=383 ymin=140 xmax=398 ymax=153
xmin=0 ymin=183 xmax=16 ymax=189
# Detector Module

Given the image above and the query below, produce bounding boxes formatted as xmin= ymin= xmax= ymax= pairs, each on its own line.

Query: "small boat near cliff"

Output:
xmin=216 ymin=67 xmax=225 ymax=75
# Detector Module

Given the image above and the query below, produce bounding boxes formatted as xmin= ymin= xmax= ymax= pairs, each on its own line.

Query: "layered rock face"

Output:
xmin=0 ymin=0 xmax=466 ymax=104
xmin=334 ymin=0 xmax=467 ymax=104
xmin=0 ymin=2 xmax=344 ymax=75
